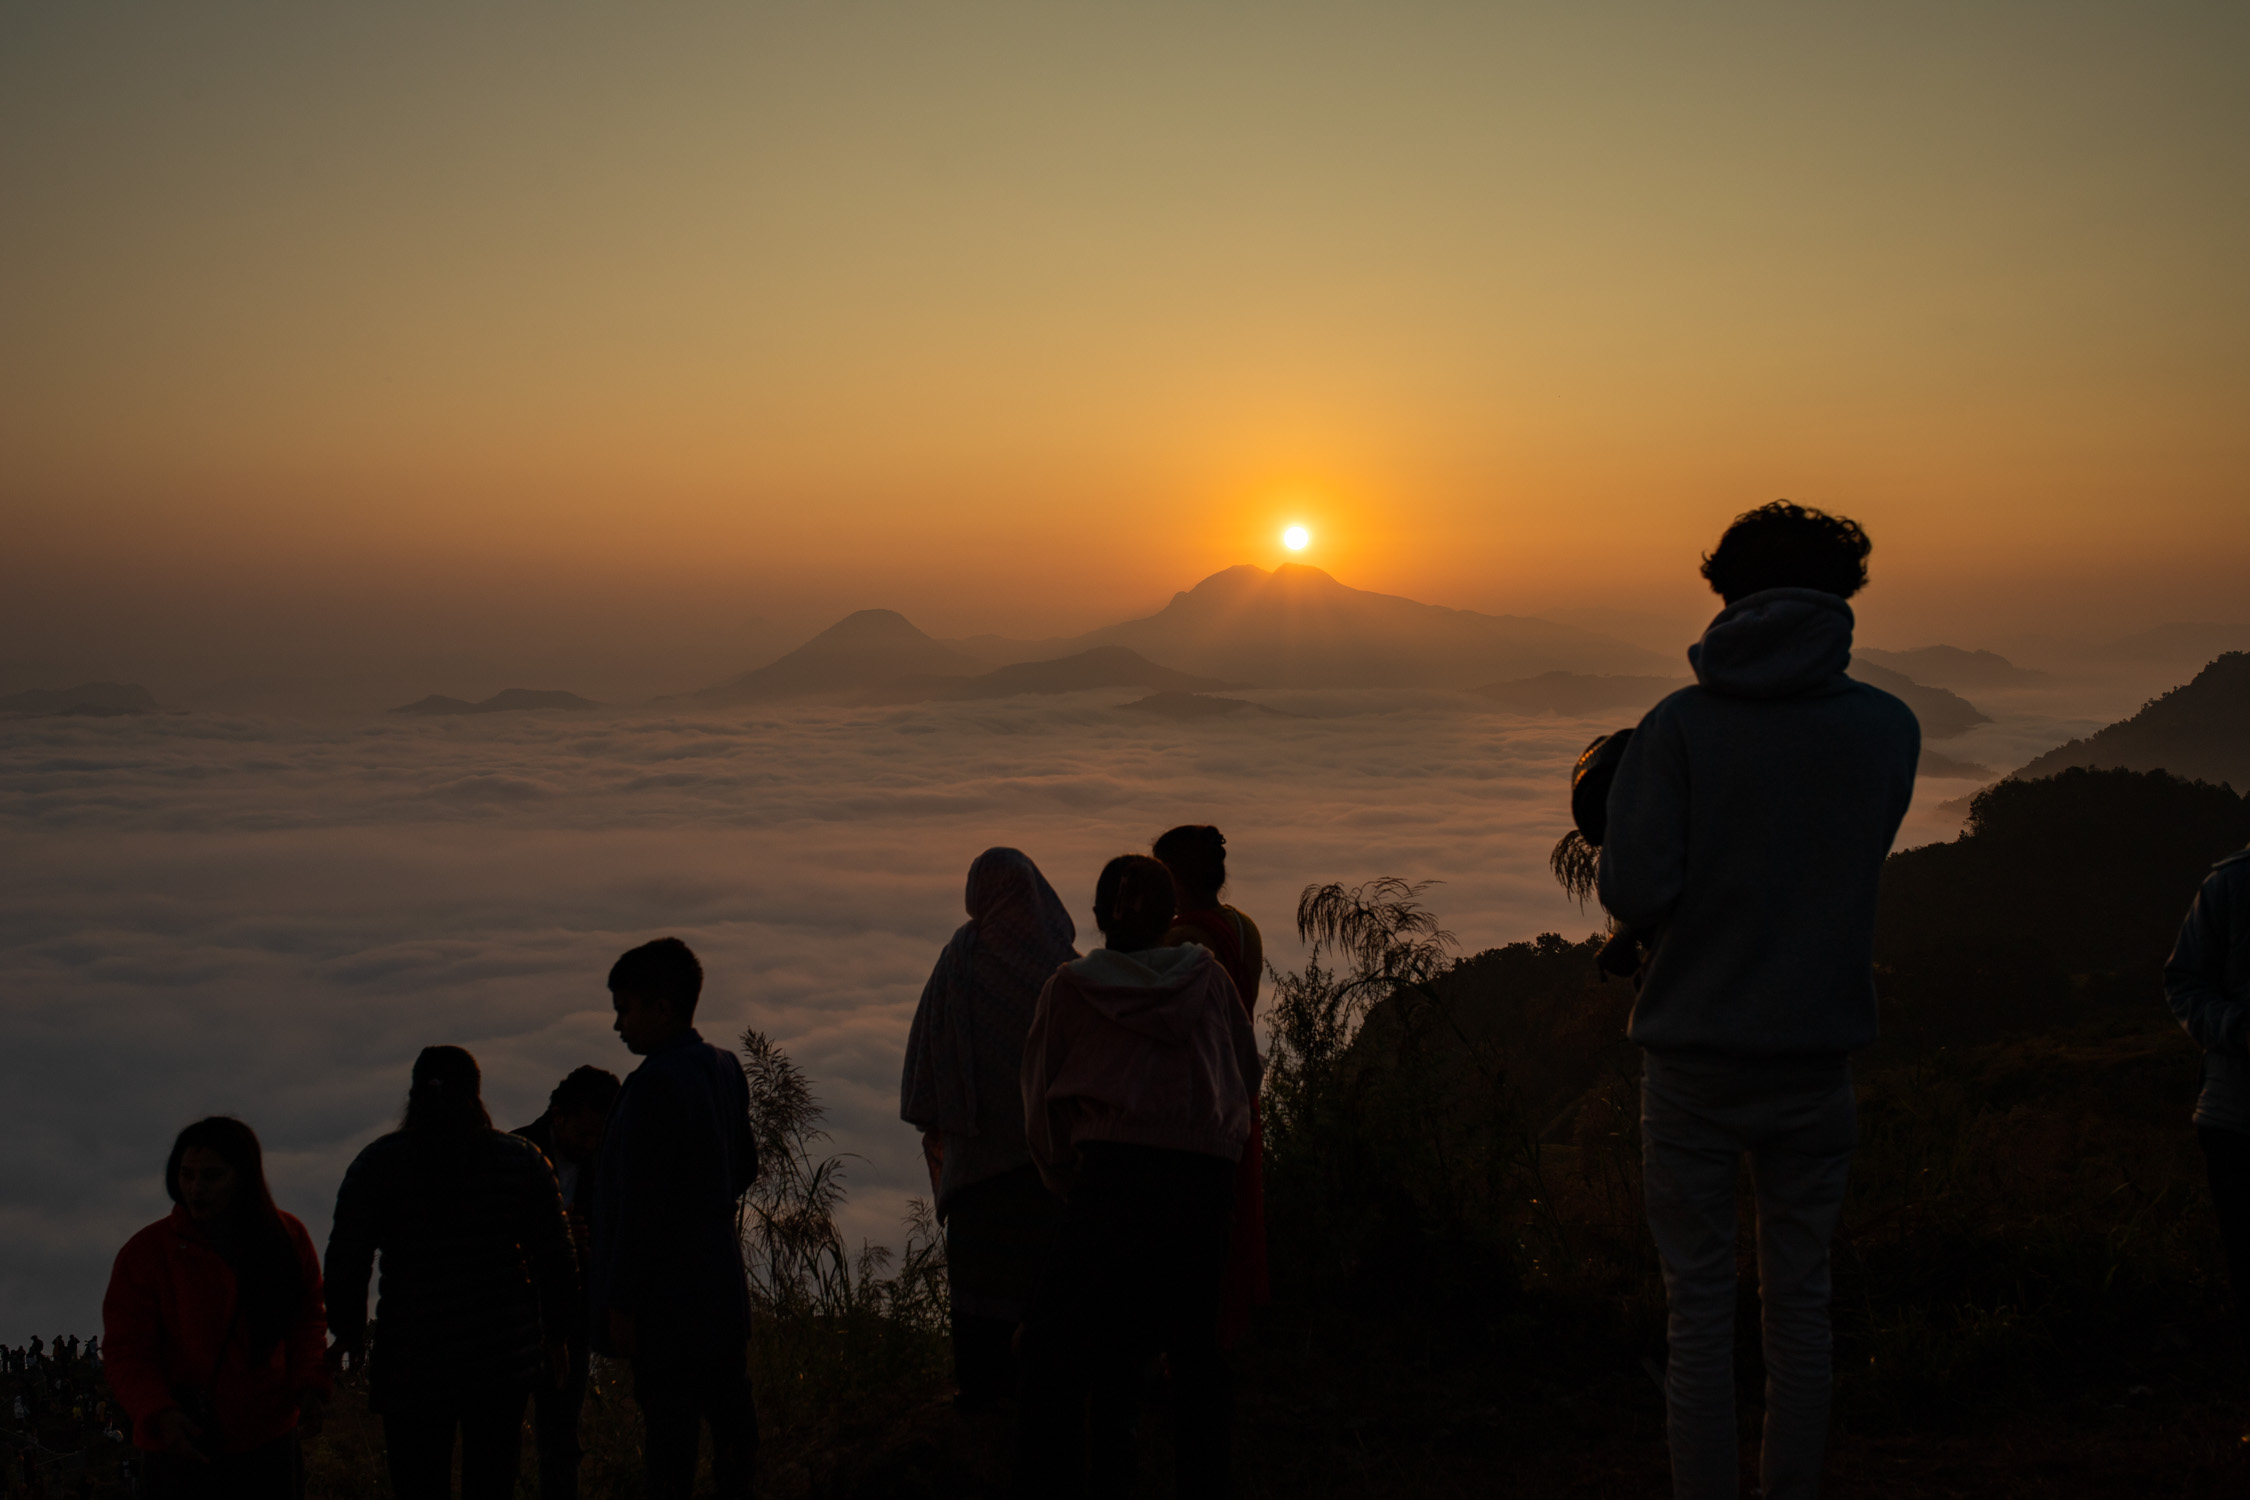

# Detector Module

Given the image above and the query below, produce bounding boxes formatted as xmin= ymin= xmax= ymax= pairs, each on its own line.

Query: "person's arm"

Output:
xmin=1221 ymin=969 xmax=1264 ymax=1105
xmin=1239 ymin=912 xmax=1264 ymax=1002
xmin=512 ymin=1139 xmax=577 ymax=1379
xmin=1020 ymin=974 xmax=1073 ymax=1196
xmin=2166 ymin=869 xmax=2245 ymax=1053
xmin=899 ymin=948 xmax=953 ymax=1131
xmin=279 ymin=1216 xmax=332 ymax=1432
xmin=1598 ymin=708 xmax=1690 ymax=933
xmin=602 ymin=1071 xmax=679 ymax=1331
xmin=728 ymin=1053 xmax=760 ymax=1198
xmin=98 ymin=1234 xmax=177 ymax=1435
xmin=322 ymin=1151 xmax=379 ymax=1362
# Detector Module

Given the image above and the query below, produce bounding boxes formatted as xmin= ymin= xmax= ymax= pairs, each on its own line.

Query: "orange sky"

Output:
xmin=4 ymin=2 xmax=2247 ymax=676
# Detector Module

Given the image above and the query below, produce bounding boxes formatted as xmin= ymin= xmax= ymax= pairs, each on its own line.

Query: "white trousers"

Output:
xmin=1640 ymin=1051 xmax=1856 ymax=1500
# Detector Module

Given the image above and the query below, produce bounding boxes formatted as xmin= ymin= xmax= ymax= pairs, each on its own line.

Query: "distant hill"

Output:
xmin=0 ymin=682 xmax=158 ymax=716
xmin=671 ymin=610 xmax=977 ymax=706
xmin=1877 ymin=765 xmax=2249 ymax=1040
xmin=391 ymin=689 xmax=603 ymax=715
xmin=1849 ymin=661 xmax=1989 ymax=739
xmin=1917 ymin=749 xmax=1994 ymax=781
xmin=2095 ymin=622 xmax=2250 ymax=665
xmin=1474 ymin=672 xmax=1685 ymax=716
xmin=1119 ymin=690 xmax=1287 ymax=720
xmin=1858 ymin=645 xmax=2050 ymax=691
xmin=872 ymin=646 xmax=1236 ymax=704
xmin=960 ymin=565 xmax=1668 ymax=688
xmin=2011 ymin=652 xmax=2250 ymax=789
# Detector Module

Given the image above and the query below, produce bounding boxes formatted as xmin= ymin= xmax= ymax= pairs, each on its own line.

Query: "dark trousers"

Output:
xmin=532 ymin=1345 xmax=590 ymax=1500
xmin=634 ymin=1344 xmax=758 ymax=1500
xmin=382 ymin=1391 xmax=528 ymax=1500
xmin=2202 ymin=1125 xmax=2250 ymax=1367
xmin=1016 ymin=1142 xmax=1237 ymax=1500
xmin=142 ymin=1433 xmax=302 ymax=1500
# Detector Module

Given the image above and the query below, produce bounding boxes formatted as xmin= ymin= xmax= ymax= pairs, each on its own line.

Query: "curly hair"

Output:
xmin=1700 ymin=501 xmax=1871 ymax=602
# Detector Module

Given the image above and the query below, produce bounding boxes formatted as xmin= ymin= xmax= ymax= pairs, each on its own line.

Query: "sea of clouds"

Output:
xmin=0 ymin=688 xmax=2067 ymax=1339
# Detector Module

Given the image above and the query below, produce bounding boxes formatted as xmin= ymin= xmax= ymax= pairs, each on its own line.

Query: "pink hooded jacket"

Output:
xmin=1021 ymin=943 xmax=1263 ymax=1194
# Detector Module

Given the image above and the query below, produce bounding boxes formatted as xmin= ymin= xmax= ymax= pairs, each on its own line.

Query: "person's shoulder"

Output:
xmin=275 ymin=1211 xmax=321 ymax=1257
xmin=1837 ymin=675 xmax=1920 ymax=725
xmin=487 ymin=1129 xmax=551 ymax=1167
xmin=345 ymin=1130 xmax=411 ymax=1171
xmin=2204 ymin=848 xmax=2250 ymax=895
xmin=115 ymin=1216 xmax=179 ymax=1261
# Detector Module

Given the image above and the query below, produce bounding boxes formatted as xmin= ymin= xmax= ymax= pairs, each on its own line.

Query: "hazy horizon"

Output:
xmin=7 ymin=2 xmax=2248 ymax=700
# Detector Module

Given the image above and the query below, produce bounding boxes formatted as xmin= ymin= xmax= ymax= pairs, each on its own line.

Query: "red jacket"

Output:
xmin=102 ymin=1206 xmax=331 ymax=1454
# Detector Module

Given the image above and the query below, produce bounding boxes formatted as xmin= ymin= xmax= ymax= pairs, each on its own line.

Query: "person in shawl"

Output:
xmin=900 ymin=846 xmax=1079 ymax=1404
xmin=1153 ymin=825 xmax=1269 ymax=1350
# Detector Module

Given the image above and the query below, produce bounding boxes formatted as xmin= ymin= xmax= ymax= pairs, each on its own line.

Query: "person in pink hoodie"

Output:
xmin=1016 ymin=853 xmax=1262 ymax=1499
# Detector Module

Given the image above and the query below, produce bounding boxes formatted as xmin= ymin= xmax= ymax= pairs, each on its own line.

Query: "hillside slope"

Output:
xmin=2012 ymin=652 xmax=2250 ymax=789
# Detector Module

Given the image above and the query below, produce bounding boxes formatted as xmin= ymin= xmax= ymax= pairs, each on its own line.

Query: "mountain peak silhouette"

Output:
xmin=1073 ymin=562 xmax=1665 ymax=687
xmin=800 ymin=609 xmax=935 ymax=651
xmin=672 ymin=608 xmax=972 ymax=705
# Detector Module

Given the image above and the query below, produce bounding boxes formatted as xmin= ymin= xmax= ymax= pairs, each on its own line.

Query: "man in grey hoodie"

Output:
xmin=1017 ymin=853 xmax=1262 ymax=1499
xmin=1599 ymin=502 xmax=1919 ymax=1500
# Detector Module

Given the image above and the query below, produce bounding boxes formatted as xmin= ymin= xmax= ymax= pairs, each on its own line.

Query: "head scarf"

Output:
xmin=901 ymin=848 xmax=1078 ymax=1137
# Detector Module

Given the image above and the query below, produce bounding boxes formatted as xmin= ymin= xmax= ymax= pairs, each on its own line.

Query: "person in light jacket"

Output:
xmin=1600 ymin=502 xmax=1918 ymax=1500
xmin=1017 ymin=854 xmax=1262 ymax=1499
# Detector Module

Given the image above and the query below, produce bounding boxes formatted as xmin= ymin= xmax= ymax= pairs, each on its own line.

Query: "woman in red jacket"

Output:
xmin=102 ymin=1116 xmax=331 ymax=1499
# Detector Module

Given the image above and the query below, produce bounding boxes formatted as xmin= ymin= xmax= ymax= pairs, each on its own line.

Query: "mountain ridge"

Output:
xmin=2011 ymin=652 xmax=2250 ymax=789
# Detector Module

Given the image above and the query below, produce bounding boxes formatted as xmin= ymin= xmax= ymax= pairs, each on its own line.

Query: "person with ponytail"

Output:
xmin=101 ymin=1116 xmax=330 ymax=1499
xmin=324 ymin=1046 xmax=577 ymax=1500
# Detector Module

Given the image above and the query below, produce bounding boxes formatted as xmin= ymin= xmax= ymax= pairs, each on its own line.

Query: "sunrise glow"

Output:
xmin=1283 ymin=526 xmax=1310 ymax=552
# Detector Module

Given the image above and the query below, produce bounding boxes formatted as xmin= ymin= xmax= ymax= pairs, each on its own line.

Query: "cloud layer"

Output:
xmin=0 ymin=689 xmax=1993 ymax=1338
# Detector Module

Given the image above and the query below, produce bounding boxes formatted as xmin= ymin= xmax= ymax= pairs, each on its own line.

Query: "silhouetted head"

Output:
xmin=1093 ymin=854 xmax=1178 ymax=953
xmin=1152 ymin=825 xmax=1227 ymax=906
xmin=608 ymin=936 xmax=703 ymax=1055
xmin=404 ymin=1045 xmax=493 ymax=1132
xmin=163 ymin=1116 xmax=302 ymax=1353
xmin=548 ymin=1064 xmax=622 ymax=1162
xmin=166 ymin=1116 xmax=278 ymax=1225
xmin=1700 ymin=501 xmax=1871 ymax=604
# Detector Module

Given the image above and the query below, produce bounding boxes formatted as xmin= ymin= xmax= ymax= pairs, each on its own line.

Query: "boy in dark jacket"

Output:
xmin=1600 ymin=503 xmax=1918 ymax=1500
xmin=588 ymin=939 xmax=760 ymax=1500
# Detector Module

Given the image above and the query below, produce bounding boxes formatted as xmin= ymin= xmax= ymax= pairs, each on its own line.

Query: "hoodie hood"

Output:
xmin=1062 ymin=944 xmax=1219 ymax=1045
xmin=1688 ymin=587 xmax=1855 ymax=700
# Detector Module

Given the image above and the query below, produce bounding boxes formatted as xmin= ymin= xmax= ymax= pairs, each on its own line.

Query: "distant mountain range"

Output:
xmin=978 ymin=564 xmax=1668 ymax=687
xmin=1121 ymin=690 xmax=1289 ymax=721
xmin=876 ymin=646 xmax=1237 ymax=705
xmin=1848 ymin=661 xmax=1989 ymax=739
xmin=391 ymin=689 xmax=604 ymax=716
xmin=1470 ymin=664 xmax=1991 ymax=747
xmin=672 ymin=564 xmax=1668 ymax=706
xmin=0 ymin=682 xmax=158 ymax=716
xmin=1857 ymin=645 xmax=2050 ymax=691
xmin=2011 ymin=652 xmax=2250 ymax=789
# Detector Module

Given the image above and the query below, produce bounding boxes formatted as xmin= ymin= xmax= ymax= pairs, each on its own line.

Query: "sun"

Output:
xmin=1282 ymin=525 xmax=1310 ymax=552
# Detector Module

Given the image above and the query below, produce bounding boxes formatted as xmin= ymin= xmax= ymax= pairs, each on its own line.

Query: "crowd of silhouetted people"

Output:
xmin=50 ymin=501 xmax=2250 ymax=1500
